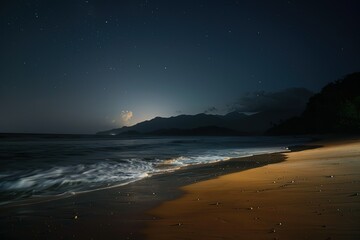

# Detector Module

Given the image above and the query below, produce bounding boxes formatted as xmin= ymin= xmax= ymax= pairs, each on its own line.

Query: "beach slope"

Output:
xmin=145 ymin=139 xmax=360 ymax=239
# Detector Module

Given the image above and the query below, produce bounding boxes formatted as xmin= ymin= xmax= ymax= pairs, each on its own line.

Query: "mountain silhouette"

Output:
xmin=268 ymin=72 xmax=360 ymax=134
xmin=97 ymin=109 xmax=302 ymax=136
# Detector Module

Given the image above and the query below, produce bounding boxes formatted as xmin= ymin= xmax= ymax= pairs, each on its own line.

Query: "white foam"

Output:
xmin=0 ymin=159 xmax=156 ymax=194
xmin=0 ymin=141 xmax=294 ymax=205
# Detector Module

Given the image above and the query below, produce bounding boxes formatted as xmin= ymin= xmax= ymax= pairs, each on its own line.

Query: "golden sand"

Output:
xmin=145 ymin=140 xmax=360 ymax=239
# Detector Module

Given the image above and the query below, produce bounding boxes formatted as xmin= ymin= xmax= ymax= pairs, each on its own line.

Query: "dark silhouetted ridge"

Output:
xmin=268 ymin=72 xmax=360 ymax=135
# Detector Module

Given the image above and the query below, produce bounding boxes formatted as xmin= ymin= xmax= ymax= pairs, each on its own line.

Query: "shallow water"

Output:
xmin=0 ymin=134 xmax=308 ymax=204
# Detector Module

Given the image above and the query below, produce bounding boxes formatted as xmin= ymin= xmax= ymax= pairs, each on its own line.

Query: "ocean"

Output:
xmin=0 ymin=134 xmax=308 ymax=205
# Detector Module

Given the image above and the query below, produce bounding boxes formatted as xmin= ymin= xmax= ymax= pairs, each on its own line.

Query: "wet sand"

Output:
xmin=145 ymin=139 xmax=360 ymax=239
xmin=0 ymin=146 xmax=285 ymax=239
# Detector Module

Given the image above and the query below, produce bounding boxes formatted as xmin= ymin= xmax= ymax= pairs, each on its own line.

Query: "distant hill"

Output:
xmin=97 ymin=109 xmax=304 ymax=136
xmin=268 ymin=72 xmax=360 ymax=135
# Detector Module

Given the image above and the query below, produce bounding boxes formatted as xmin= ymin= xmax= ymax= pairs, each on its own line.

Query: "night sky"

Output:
xmin=1 ymin=0 xmax=359 ymax=134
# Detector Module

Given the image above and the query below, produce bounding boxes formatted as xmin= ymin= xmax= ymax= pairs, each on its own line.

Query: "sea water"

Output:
xmin=0 ymin=134 xmax=308 ymax=205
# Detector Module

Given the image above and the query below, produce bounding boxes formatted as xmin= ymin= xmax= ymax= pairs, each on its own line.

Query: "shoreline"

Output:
xmin=0 ymin=135 xmax=306 ymax=209
xmin=144 ymin=138 xmax=360 ymax=239
xmin=0 ymin=147 xmax=291 ymax=208
xmin=0 ymin=145 xmax=291 ymax=239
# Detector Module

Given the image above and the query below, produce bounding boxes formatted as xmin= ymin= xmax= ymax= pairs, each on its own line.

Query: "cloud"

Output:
xmin=121 ymin=110 xmax=133 ymax=124
xmin=204 ymin=106 xmax=218 ymax=114
xmin=231 ymin=88 xmax=314 ymax=113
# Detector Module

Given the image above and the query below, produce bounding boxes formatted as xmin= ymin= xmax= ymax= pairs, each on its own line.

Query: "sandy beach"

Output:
xmin=145 ymin=139 xmax=360 ymax=239
xmin=0 ymin=138 xmax=285 ymax=239
xmin=1 ymin=137 xmax=359 ymax=239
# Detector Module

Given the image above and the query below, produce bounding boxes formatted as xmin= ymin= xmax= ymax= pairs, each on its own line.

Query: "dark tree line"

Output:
xmin=268 ymin=72 xmax=360 ymax=135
